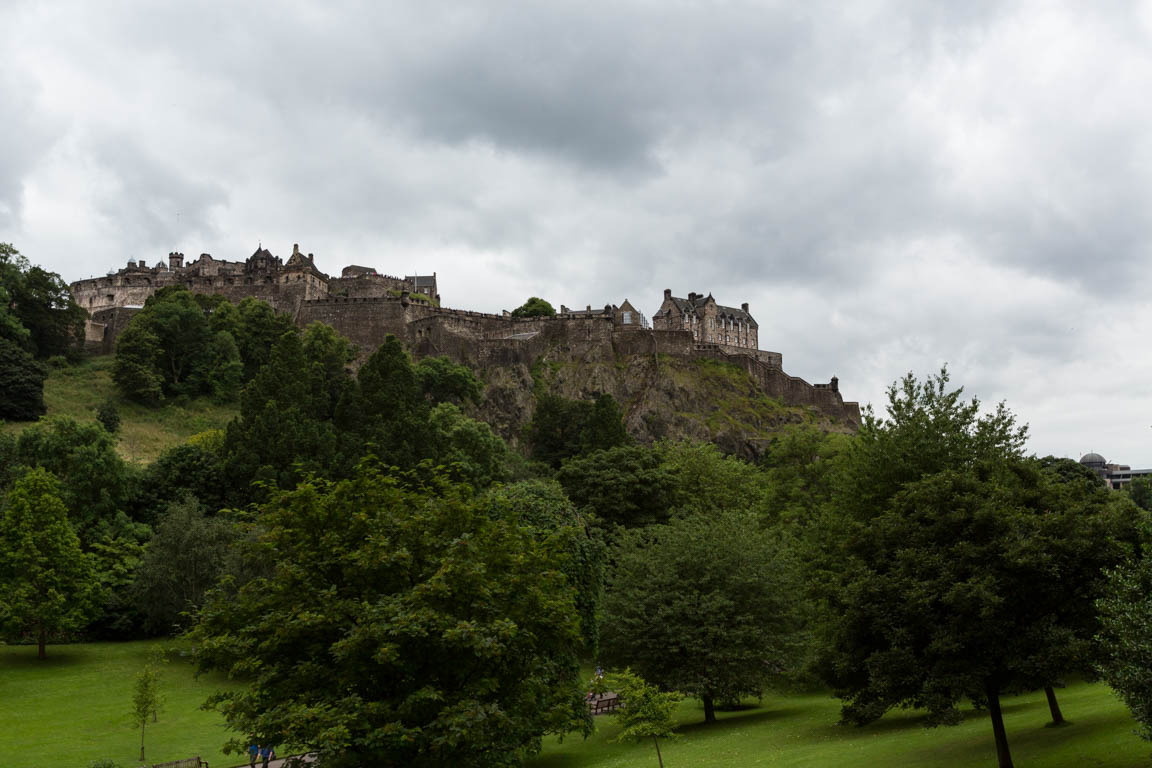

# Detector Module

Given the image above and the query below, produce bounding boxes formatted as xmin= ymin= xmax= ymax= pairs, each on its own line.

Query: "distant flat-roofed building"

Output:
xmin=1079 ymin=452 xmax=1152 ymax=490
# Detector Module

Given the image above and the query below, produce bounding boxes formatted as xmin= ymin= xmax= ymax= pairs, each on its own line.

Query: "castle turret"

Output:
xmin=169 ymin=252 xmax=184 ymax=270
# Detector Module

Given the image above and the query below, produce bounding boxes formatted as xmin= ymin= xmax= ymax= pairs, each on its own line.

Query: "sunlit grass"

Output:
xmin=0 ymin=640 xmax=241 ymax=768
xmin=3 ymin=355 xmax=238 ymax=463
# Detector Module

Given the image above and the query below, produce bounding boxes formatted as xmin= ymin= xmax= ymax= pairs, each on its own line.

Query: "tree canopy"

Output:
xmin=510 ymin=296 xmax=556 ymax=318
xmin=0 ymin=467 xmax=100 ymax=657
xmin=602 ymin=510 xmax=803 ymax=723
xmin=192 ymin=464 xmax=590 ymax=766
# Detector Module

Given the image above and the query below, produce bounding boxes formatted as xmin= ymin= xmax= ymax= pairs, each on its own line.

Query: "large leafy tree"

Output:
xmin=0 ymin=337 xmax=47 ymax=420
xmin=13 ymin=417 xmax=137 ymax=537
xmin=0 ymin=467 xmax=100 ymax=658
xmin=224 ymin=331 xmax=341 ymax=499
xmin=1097 ymin=554 xmax=1152 ymax=742
xmin=480 ymin=480 xmax=605 ymax=654
xmin=602 ymin=510 xmax=803 ymax=723
xmin=510 ymin=296 xmax=555 ymax=318
xmin=556 ymin=444 xmax=680 ymax=529
xmin=835 ymin=367 xmax=1027 ymax=522
xmin=525 ymin=393 xmax=630 ymax=468
xmin=133 ymin=498 xmax=237 ymax=634
xmin=0 ymin=243 xmax=86 ymax=359
xmin=812 ymin=371 xmax=1141 ymax=768
xmin=113 ymin=287 xmax=211 ymax=401
xmin=192 ymin=464 xmax=589 ymax=767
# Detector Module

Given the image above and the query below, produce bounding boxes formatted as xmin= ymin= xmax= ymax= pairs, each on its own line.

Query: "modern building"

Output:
xmin=1079 ymin=453 xmax=1152 ymax=490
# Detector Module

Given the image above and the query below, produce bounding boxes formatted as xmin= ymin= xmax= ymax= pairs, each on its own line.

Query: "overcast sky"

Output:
xmin=4 ymin=0 xmax=1151 ymax=465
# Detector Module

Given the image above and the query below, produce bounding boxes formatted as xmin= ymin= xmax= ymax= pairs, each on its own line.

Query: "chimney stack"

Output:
xmin=664 ymin=288 xmax=671 ymax=299
xmin=741 ymin=302 xmax=749 ymax=312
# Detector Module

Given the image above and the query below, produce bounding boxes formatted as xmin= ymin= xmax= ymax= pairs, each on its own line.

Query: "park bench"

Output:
xmin=588 ymin=692 xmax=620 ymax=715
xmin=149 ymin=757 xmax=208 ymax=768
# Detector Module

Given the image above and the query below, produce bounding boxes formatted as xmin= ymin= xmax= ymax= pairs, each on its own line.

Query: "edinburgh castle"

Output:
xmin=70 ymin=243 xmax=860 ymax=428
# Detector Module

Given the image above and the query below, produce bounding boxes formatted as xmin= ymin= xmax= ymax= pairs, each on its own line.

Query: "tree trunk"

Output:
xmin=38 ymin=626 xmax=46 ymax=659
xmin=702 ymin=694 xmax=716 ymax=723
xmin=1044 ymin=686 xmax=1065 ymax=725
xmin=653 ymin=735 xmax=664 ymax=768
xmin=985 ymin=682 xmax=1014 ymax=768
xmin=140 ymin=723 xmax=146 ymax=762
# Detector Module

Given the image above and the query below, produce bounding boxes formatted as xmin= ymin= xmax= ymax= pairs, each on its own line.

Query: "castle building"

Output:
xmin=651 ymin=289 xmax=781 ymax=367
xmin=70 ymin=244 xmax=439 ymax=316
xmin=69 ymin=247 xmax=858 ymax=428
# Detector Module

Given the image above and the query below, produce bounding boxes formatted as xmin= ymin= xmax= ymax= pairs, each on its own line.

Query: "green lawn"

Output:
xmin=0 ymin=641 xmax=241 ymax=768
xmin=3 ymin=640 xmax=1148 ymax=768
xmin=529 ymin=680 xmax=1151 ymax=768
xmin=2 ymin=356 xmax=238 ymax=463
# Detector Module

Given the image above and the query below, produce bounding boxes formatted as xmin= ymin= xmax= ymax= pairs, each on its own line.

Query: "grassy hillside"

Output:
xmin=2 ymin=356 xmax=238 ymax=463
xmin=0 ymin=641 xmax=241 ymax=768
xmin=529 ymin=680 xmax=1148 ymax=768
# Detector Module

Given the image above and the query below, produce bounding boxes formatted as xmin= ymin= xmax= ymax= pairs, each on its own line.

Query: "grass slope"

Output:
xmin=529 ymin=681 xmax=1149 ymax=768
xmin=2 ymin=356 xmax=238 ymax=463
xmin=0 ymin=641 xmax=241 ymax=768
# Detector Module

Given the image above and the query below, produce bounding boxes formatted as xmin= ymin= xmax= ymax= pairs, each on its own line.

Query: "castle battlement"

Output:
xmin=72 ymin=247 xmax=858 ymax=428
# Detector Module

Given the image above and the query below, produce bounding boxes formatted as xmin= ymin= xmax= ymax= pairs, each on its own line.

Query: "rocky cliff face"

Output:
xmin=475 ymin=352 xmax=856 ymax=461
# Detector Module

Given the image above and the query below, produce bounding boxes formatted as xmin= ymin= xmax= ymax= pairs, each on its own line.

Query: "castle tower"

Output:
xmin=169 ymin=252 xmax=184 ymax=270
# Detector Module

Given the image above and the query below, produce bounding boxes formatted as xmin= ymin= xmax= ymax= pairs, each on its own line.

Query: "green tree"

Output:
xmin=14 ymin=417 xmax=137 ymax=538
xmin=236 ymin=296 xmax=295 ymax=379
xmin=836 ymin=367 xmax=1027 ymax=523
xmin=415 ymin=355 xmax=482 ymax=405
xmin=525 ymin=393 xmax=629 ymax=468
xmin=95 ymin=398 xmax=121 ymax=434
xmin=816 ymin=458 xmax=1139 ymax=768
xmin=556 ymin=444 xmax=680 ymax=529
xmin=427 ymin=402 xmax=509 ymax=489
xmin=510 ymin=296 xmax=556 ymax=318
xmin=133 ymin=499 xmax=237 ymax=634
xmin=1097 ymin=554 xmax=1152 ymax=742
xmin=481 ymin=480 xmax=605 ymax=654
xmin=0 ymin=243 xmax=86 ymax=359
xmin=1126 ymin=475 xmax=1152 ymax=512
xmin=132 ymin=664 xmax=160 ymax=761
xmin=224 ymin=331 xmax=339 ymax=499
xmin=0 ymin=468 xmax=100 ymax=658
xmin=0 ymin=337 xmax=47 ymax=420
xmin=759 ymin=424 xmax=849 ymax=523
xmin=192 ymin=464 xmax=590 ymax=766
xmin=607 ymin=669 xmax=682 ymax=768
xmin=657 ymin=440 xmax=771 ymax=517
xmin=134 ymin=441 xmax=228 ymax=524
xmin=602 ymin=511 xmax=803 ymax=723
xmin=112 ymin=321 xmax=164 ymax=404
xmin=206 ymin=330 xmax=244 ymax=403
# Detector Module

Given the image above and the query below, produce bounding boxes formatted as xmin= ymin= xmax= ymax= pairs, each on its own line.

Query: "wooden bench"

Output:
xmin=588 ymin=692 xmax=620 ymax=715
xmin=150 ymin=757 xmax=208 ymax=768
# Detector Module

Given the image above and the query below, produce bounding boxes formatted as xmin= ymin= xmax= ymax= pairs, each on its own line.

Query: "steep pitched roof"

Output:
xmin=667 ymin=293 xmax=757 ymax=327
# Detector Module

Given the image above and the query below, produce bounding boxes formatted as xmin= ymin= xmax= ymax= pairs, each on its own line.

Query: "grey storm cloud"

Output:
xmin=7 ymin=0 xmax=1152 ymax=464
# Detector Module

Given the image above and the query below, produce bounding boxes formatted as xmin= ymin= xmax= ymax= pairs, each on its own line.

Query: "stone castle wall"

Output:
xmin=73 ymin=258 xmax=859 ymax=427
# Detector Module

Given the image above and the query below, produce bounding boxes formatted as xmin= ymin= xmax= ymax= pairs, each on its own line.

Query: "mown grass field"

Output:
xmin=3 ymin=640 xmax=1147 ymax=768
xmin=0 ymin=641 xmax=241 ymax=768
xmin=2 ymin=355 xmax=238 ymax=463
xmin=529 ymin=679 xmax=1150 ymax=768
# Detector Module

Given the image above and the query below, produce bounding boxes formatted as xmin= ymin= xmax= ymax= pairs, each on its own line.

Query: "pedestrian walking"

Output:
xmin=248 ymin=740 xmax=259 ymax=768
xmin=260 ymin=743 xmax=275 ymax=768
